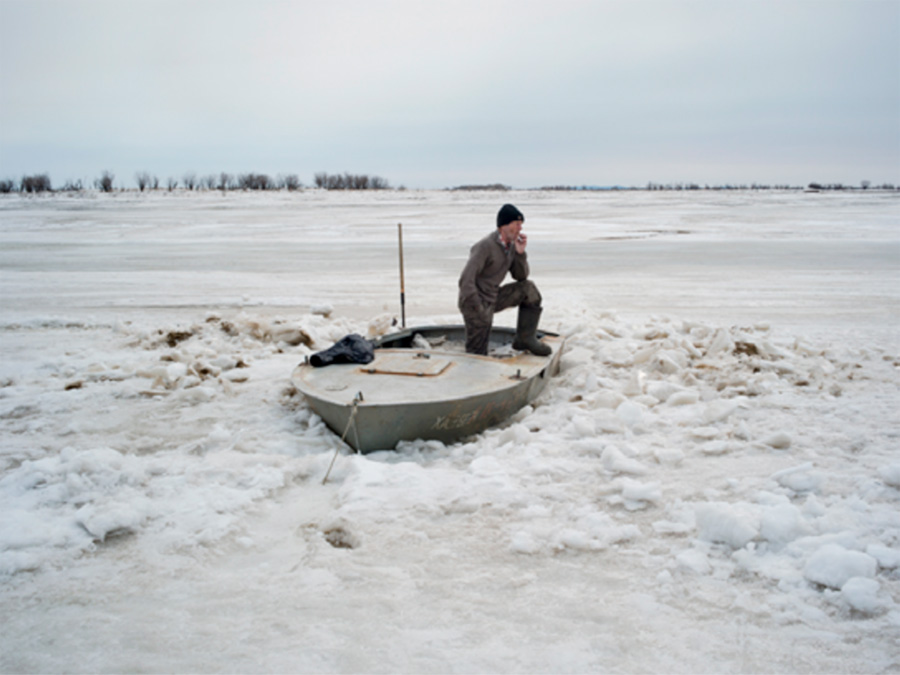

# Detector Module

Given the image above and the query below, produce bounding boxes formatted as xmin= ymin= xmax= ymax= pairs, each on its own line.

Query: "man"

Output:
xmin=458 ymin=203 xmax=551 ymax=357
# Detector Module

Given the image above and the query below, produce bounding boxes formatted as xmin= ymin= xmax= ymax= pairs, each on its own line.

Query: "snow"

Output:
xmin=1 ymin=189 xmax=899 ymax=672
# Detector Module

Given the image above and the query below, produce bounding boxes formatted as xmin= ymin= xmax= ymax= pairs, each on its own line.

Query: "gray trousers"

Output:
xmin=462 ymin=280 xmax=542 ymax=355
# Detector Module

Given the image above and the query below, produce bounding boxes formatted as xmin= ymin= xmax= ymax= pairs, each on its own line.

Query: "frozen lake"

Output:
xmin=1 ymin=189 xmax=898 ymax=673
xmin=2 ymin=190 xmax=897 ymax=336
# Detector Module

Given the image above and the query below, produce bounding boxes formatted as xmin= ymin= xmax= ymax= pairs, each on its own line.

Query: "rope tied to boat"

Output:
xmin=322 ymin=392 xmax=363 ymax=485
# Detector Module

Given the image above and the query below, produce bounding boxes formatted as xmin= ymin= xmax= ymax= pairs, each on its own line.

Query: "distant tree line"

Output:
xmin=0 ymin=171 xmax=393 ymax=194
xmin=2 ymin=173 xmax=896 ymax=194
xmin=450 ymin=183 xmax=510 ymax=191
xmin=313 ymin=172 xmax=390 ymax=190
xmin=643 ymin=181 xmax=898 ymax=191
xmin=5 ymin=173 xmax=53 ymax=193
xmin=535 ymin=182 xmax=898 ymax=192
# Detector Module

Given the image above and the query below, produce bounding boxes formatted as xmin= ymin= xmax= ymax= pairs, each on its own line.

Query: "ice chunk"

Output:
xmin=803 ymin=544 xmax=877 ymax=589
xmin=653 ymin=352 xmax=684 ymax=375
xmin=615 ymin=400 xmax=645 ymax=428
xmin=778 ymin=469 xmax=820 ymax=493
xmin=601 ymin=446 xmax=648 ymax=475
xmin=510 ymin=531 xmax=541 ymax=555
xmin=632 ymin=343 xmax=661 ymax=365
xmin=621 ymin=478 xmax=662 ymax=509
xmin=841 ymin=577 xmax=883 ymax=614
xmin=412 ymin=333 xmax=432 ymax=350
xmin=702 ymin=399 xmax=741 ymax=424
xmin=706 ymin=328 xmax=733 ymax=355
xmin=571 ymin=415 xmax=596 ymax=438
xmin=557 ymin=528 xmax=597 ymax=551
xmin=700 ymin=440 xmax=734 ymax=455
xmin=622 ymin=370 xmax=645 ymax=396
xmin=763 ymin=432 xmax=792 ymax=450
xmin=771 ymin=462 xmax=821 ymax=492
xmin=691 ymin=426 xmax=720 ymax=439
xmin=653 ymin=446 xmax=685 ymax=466
xmin=645 ymin=381 xmax=683 ymax=403
xmin=592 ymin=390 xmax=627 ymax=409
xmin=759 ymin=503 xmax=811 ymax=546
xmin=75 ymin=501 xmax=150 ymax=541
xmin=652 ymin=506 xmax=695 ymax=534
xmin=310 ymin=303 xmax=333 ymax=317
xmin=866 ymin=543 xmax=900 ymax=569
xmin=667 ymin=390 xmax=700 ymax=406
xmin=561 ymin=346 xmax=593 ymax=369
xmin=676 ymin=548 xmax=711 ymax=575
xmin=695 ymin=502 xmax=759 ymax=548
xmin=879 ymin=463 xmax=900 ymax=488
xmin=270 ymin=326 xmax=313 ymax=347
xmin=366 ymin=314 xmax=394 ymax=338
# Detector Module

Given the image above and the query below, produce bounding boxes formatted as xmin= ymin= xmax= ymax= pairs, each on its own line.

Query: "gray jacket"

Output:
xmin=458 ymin=230 xmax=529 ymax=314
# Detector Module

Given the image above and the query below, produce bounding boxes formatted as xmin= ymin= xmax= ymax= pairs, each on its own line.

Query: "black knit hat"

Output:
xmin=497 ymin=203 xmax=524 ymax=228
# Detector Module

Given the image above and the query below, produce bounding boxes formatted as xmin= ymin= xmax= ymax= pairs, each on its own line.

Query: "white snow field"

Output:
xmin=0 ymin=189 xmax=898 ymax=673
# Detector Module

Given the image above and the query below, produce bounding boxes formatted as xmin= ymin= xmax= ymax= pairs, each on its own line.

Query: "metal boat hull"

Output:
xmin=292 ymin=325 xmax=565 ymax=453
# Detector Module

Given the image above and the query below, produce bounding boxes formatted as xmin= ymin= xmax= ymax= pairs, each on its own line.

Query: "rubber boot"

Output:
xmin=512 ymin=304 xmax=552 ymax=356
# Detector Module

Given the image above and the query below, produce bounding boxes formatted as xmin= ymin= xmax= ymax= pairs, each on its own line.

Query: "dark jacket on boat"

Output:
xmin=310 ymin=334 xmax=374 ymax=367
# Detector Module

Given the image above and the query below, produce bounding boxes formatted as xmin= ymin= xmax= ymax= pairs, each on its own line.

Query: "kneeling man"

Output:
xmin=458 ymin=204 xmax=551 ymax=357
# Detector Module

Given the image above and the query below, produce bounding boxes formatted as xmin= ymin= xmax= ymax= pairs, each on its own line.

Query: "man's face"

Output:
xmin=501 ymin=219 xmax=523 ymax=243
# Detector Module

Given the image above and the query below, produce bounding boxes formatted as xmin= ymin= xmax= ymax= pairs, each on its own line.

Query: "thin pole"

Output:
xmin=398 ymin=222 xmax=406 ymax=328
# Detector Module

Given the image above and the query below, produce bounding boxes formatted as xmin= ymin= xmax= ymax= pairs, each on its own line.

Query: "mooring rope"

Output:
xmin=322 ymin=393 xmax=362 ymax=485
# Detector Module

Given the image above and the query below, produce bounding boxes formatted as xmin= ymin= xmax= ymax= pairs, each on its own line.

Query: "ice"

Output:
xmin=879 ymin=463 xmax=900 ymax=488
xmin=619 ymin=477 xmax=662 ymax=509
xmin=666 ymin=389 xmax=700 ymax=406
xmin=702 ymin=399 xmax=743 ymax=424
xmin=1 ymin=190 xmax=898 ymax=673
xmin=841 ymin=577 xmax=885 ymax=615
xmin=759 ymin=502 xmax=812 ymax=547
xmin=867 ymin=543 xmax=900 ymax=570
xmin=804 ymin=544 xmax=878 ymax=589
xmin=763 ymin=431 xmax=793 ymax=450
xmin=601 ymin=445 xmax=648 ymax=475
xmin=615 ymin=399 xmax=645 ymax=428
xmin=310 ymin=303 xmax=334 ymax=317
xmin=676 ymin=548 xmax=712 ymax=575
xmin=695 ymin=502 xmax=760 ymax=549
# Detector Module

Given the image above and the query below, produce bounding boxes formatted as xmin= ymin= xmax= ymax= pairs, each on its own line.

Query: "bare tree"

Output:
xmin=21 ymin=174 xmax=53 ymax=193
xmin=95 ymin=171 xmax=114 ymax=193
xmin=313 ymin=172 xmax=391 ymax=190
xmin=183 ymin=172 xmax=197 ymax=191
xmin=202 ymin=174 xmax=217 ymax=190
xmin=135 ymin=171 xmax=151 ymax=192
xmin=217 ymin=172 xmax=233 ymax=192
xmin=166 ymin=177 xmax=178 ymax=191
xmin=0 ymin=179 xmax=17 ymax=193
xmin=237 ymin=173 xmax=272 ymax=190
xmin=279 ymin=174 xmax=301 ymax=191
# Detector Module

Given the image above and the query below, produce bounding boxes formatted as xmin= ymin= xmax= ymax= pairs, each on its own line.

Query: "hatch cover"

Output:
xmin=359 ymin=353 xmax=453 ymax=377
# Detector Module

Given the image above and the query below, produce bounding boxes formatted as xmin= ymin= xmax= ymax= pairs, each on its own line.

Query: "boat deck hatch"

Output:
xmin=360 ymin=353 xmax=453 ymax=377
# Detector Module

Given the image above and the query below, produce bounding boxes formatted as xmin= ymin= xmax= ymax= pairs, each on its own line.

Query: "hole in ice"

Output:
xmin=323 ymin=527 xmax=357 ymax=549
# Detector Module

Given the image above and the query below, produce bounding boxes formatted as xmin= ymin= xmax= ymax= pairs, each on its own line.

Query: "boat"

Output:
xmin=291 ymin=324 xmax=566 ymax=453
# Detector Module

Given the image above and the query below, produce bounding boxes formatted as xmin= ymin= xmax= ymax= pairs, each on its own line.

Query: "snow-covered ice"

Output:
xmin=1 ymin=189 xmax=898 ymax=673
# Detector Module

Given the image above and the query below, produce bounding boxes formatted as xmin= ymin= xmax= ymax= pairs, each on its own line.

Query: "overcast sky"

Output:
xmin=1 ymin=0 xmax=898 ymax=189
